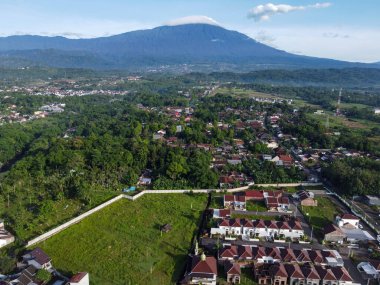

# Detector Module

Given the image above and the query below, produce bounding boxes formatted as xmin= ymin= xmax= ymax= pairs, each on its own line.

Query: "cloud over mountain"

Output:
xmin=164 ymin=16 xmax=220 ymax=26
xmin=248 ymin=2 xmax=332 ymax=21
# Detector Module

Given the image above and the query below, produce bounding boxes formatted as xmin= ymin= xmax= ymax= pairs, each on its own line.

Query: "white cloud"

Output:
xmin=248 ymin=2 xmax=332 ymax=21
xmin=164 ymin=16 xmax=220 ymax=27
xmin=238 ymin=26 xmax=380 ymax=62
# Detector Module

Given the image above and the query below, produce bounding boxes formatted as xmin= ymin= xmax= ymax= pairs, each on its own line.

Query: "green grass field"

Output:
xmin=213 ymin=87 xmax=281 ymax=100
xmin=246 ymin=200 xmax=267 ymax=212
xmin=301 ymin=197 xmax=343 ymax=238
xmin=35 ymin=194 xmax=207 ymax=285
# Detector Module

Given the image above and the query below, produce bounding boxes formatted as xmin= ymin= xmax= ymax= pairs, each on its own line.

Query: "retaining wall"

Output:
xmin=26 ymin=181 xmax=323 ymax=247
xmin=27 ymin=194 xmax=124 ymax=247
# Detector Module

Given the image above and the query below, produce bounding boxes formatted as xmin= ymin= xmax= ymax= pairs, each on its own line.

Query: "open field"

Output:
xmin=300 ymin=197 xmax=343 ymax=238
xmin=210 ymin=195 xmax=224 ymax=209
xmin=246 ymin=200 xmax=267 ymax=212
xmin=213 ymin=87 xmax=282 ymax=100
xmin=35 ymin=194 xmax=207 ymax=285
xmin=308 ymin=112 xmax=378 ymax=131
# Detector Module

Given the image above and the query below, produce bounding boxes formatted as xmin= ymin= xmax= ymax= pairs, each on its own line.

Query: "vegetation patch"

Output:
xmin=35 ymin=194 xmax=207 ymax=285
xmin=300 ymin=197 xmax=342 ymax=238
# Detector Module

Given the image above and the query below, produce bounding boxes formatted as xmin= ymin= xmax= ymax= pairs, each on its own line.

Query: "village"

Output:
xmin=0 ymin=77 xmax=379 ymax=285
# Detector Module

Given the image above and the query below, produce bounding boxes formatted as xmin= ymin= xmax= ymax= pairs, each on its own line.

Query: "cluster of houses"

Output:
xmin=222 ymin=190 xmax=291 ymax=212
xmin=211 ymin=218 xmax=305 ymax=241
xmin=0 ymin=102 xmax=66 ymax=125
xmin=324 ymin=213 xmax=375 ymax=244
xmin=1 ymin=247 xmax=89 ymax=285
xmin=181 ymin=243 xmax=358 ymax=285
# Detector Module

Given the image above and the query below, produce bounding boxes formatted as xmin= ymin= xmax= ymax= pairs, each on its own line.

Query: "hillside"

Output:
xmin=0 ymin=24 xmax=375 ymax=71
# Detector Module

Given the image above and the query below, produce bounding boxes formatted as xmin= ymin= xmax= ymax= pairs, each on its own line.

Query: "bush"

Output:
xmin=36 ymin=269 xmax=51 ymax=283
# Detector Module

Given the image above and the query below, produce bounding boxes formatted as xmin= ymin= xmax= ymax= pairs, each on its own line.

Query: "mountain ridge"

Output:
xmin=0 ymin=24 xmax=377 ymax=71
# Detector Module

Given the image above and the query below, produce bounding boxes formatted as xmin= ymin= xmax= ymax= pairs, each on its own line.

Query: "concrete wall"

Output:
xmin=27 ymin=194 xmax=124 ymax=247
xmin=26 ymin=182 xmax=323 ymax=247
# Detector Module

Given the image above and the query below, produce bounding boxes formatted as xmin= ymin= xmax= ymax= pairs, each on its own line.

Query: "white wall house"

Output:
xmin=336 ymin=214 xmax=360 ymax=229
xmin=212 ymin=219 xmax=304 ymax=239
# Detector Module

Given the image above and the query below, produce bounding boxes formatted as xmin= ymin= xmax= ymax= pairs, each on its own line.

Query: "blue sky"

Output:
xmin=1 ymin=0 xmax=379 ymax=62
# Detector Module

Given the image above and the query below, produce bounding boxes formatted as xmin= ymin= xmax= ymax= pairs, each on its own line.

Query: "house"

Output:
xmin=182 ymin=253 xmax=217 ymax=285
xmin=223 ymin=195 xmax=246 ymax=211
xmin=336 ymin=214 xmax=360 ymax=229
xmin=212 ymin=219 xmax=304 ymax=240
xmin=284 ymin=263 xmax=305 ymax=285
xmin=330 ymin=267 xmax=353 ymax=284
xmin=357 ymin=262 xmax=380 ymax=280
xmin=137 ymin=170 xmax=152 ymax=186
xmin=253 ymin=262 xmax=356 ymax=285
xmin=0 ymin=220 xmax=15 ymax=248
xmin=265 ymin=197 xmax=290 ymax=212
xmin=68 ymin=272 xmax=90 ymax=285
xmin=269 ymin=263 xmax=288 ymax=285
xmin=219 ymin=172 xmax=247 ymax=188
xmin=245 ymin=190 xmax=264 ymax=201
xmin=262 ymin=155 xmax=272 ymax=161
xmin=363 ymin=195 xmax=380 ymax=206
xmin=278 ymin=155 xmax=294 ymax=167
xmin=295 ymin=190 xmax=318 ymax=207
xmin=212 ymin=209 xmax=231 ymax=219
xmin=22 ymin=247 xmax=52 ymax=270
xmin=225 ymin=261 xmax=241 ymax=284
xmin=217 ymin=219 xmax=242 ymax=236
xmin=219 ymin=245 xmax=343 ymax=267
xmin=266 ymin=141 xmax=279 ymax=149
xmin=10 ymin=265 xmax=43 ymax=285
xmin=324 ymin=224 xmax=346 ymax=244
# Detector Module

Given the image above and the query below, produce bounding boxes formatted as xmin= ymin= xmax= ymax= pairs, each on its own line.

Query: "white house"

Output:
xmin=182 ymin=253 xmax=217 ymax=285
xmin=336 ymin=214 xmax=360 ymax=229
xmin=357 ymin=261 xmax=380 ymax=280
xmin=22 ymin=247 xmax=52 ymax=270
xmin=212 ymin=219 xmax=304 ymax=240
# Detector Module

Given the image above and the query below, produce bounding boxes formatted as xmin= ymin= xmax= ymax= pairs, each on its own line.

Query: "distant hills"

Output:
xmin=0 ymin=24 xmax=378 ymax=71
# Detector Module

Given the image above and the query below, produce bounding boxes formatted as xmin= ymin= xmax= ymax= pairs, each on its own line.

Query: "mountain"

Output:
xmin=0 ymin=24 xmax=376 ymax=71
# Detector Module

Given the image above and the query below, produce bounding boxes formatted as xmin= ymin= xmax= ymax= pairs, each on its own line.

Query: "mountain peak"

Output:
xmin=164 ymin=16 xmax=221 ymax=27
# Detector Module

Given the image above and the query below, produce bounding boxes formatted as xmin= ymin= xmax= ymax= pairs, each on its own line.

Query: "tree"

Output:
xmin=36 ymin=269 xmax=51 ymax=283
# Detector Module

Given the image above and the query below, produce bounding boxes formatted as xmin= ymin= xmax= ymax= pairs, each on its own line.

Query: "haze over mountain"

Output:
xmin=0 ymin=23 xmax=376 ymax=71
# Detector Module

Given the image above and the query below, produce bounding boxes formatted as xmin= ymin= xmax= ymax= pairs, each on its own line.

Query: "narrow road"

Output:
xmin=201 ymin=237 xmax=325 ymax=250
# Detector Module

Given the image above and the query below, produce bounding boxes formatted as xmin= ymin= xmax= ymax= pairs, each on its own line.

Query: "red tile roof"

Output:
xmin=225 ymin=262 xmax=241 ymax=275
xmin=220 ymin=246 xmax=238 ymax=258
xmin=245 ymin=190 xmax=264 ymax=199
xmin=284 ymin=264 xmax=304 ymax=279
xmin=331 ymin=267 xmax=353 ymax=282
xmin=69 ymin=272 xmax=88 ymax=283
xmin=341 ymin=213 xmax=359 ymax=220
xmin=191 ymin=255 xmax=217 ymax=275
xmin=29 ymin=247 xmax=51 ymax=266
xmin=270 ymin=263 xmax=288 ymax=278
xmin=224 ymin=195 xmax=234 ymax=202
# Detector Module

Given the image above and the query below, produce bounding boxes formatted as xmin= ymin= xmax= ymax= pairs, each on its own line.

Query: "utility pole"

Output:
xmin=311 ymin=226 xmax=313 ymax=241
xmin=336 ymin=88 xmax=342 ymax=116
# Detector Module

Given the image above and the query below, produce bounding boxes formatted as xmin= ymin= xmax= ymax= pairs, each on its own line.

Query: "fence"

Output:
xmin=26 ymin=182 xmax=323 ymax=247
